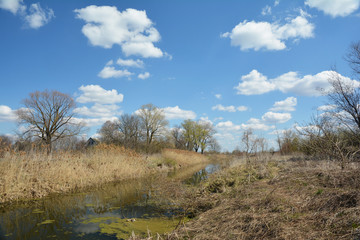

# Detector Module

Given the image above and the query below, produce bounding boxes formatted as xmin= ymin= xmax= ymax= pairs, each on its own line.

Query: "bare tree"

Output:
xmin=98 ymin=120 xmax=121 ymax=144
xmin=241 ymin=128 xmax=258 ymax=164
xmin=117 ymin=114 xmax=140 ymax=149
xmin=137 ymin=103 xmax=168 ymax=152
xmin=171 ymin=126 xmax=186 ymax=149
xmin=16 ymin=90 xmax=84 ymax=154
xmin=325 ymin=72 xmax=360 ymax=133
xmin=345 ymin=41 xmax=360 ymax=77
xmin=207 ymin=137 xmax=221 ymax=153
xmin=298 ymin=114 xmax=360 ymax=169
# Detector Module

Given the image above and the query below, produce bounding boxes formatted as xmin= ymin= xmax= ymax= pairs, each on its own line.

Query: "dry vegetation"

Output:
xmin=0 ymin=145 xmax=208 ymax=204
xmin=135 ymin=156 xmax=360 ymax=240
xmin=169 ymin=158 xmax=360 ymax=239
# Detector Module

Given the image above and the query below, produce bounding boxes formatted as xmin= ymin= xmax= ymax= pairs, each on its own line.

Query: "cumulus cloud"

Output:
xmin=138 ymin=72 xmax=150 ymax=79
xmin=73 ymin=103 xmax=122 ymax=118
xmin=270 ymin=97 xmax=297 ymax=112
xmin=24 ymin=3 xmax=54 ymax=29
xmin=235 ymin=70 xmax=357 ymax=96
xmin=222 ymin=13 xmax=314 ymax=51
xmin=76 ymin=85 xmax=124 ymax=104
xmin=0 ymin=1 xmax=54 ymax=29
xmin=234 ymin=70 xmax=276 ymax=95
xmin=212 ymin=104 xmax=248 ymax=112
xmin=162 ymin=106 xmax=196 ymax=120
xmin=98 ymin=66 xmax=133 ymax=79
xmin=317 ymin=104 xmax=337 ymax=111
xmin=215 ymin=94 xmax=222 ymax=99
xmin=0 ymin=0 xmax=24 ymax=14
xmin=74 ymin=6 xmax=164 ymax=58
xmin=0 ymin=105 xmax=17 ymax=122
xmin=241 ymin=118 xmax=275 ymax=131
xmin=216 ymin=121 xmax=242 ymax=132
xmin=305 ymin=0 xmax=360 ymax=17
xmin=261 ymin=112 xmax=292 ymax=124
xmin=117 ymin=58 xmax=144 ymax=68
xmin=72 ymin=116 xmax=119 ymax=127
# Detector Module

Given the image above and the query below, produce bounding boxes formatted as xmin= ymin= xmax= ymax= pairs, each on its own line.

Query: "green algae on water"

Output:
xmin=81 ymin=216 xmax=179 ymax=239
xmin=37 ymin=219 xmax=55 ymax=225
xmin=32 ymin=209 xmax=44 ymax=214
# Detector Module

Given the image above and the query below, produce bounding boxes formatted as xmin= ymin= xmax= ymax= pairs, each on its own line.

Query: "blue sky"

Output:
xmin=0 ymin=0 xmax=359 ymax=151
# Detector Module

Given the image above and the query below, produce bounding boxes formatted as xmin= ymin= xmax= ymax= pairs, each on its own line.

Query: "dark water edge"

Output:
xmin=0 ymin=162 xmax=222 ymax=240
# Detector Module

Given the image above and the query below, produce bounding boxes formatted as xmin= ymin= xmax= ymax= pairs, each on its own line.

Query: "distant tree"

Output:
xmin=298 ymin=114 xmax=360 ymax=169
xmin=198 ymin=122 xmax=215 ymax=154
xmin=0 ymin=135 xmax=12 ymax=157
xmin=117 ymin=113 xmax=140 ymax=149
xmin=241 ymin=128 xmax=258 ymax=163
xmin=16 ymin=90 xmax=85 ymax=154
xmin=207 ymin=137 xmax=221 ymax=153
xmin=137 ymin=103 xmax=168 ymax=152
xmin=171 ymin=126 xmax=186 ymax=149
xmin=181 ymin=119 xmax=215 ymax=154
xmin=98 ymin=120 xmax=121 ymax=144
xmin=181 ymin=120 xmax=196 ymax=151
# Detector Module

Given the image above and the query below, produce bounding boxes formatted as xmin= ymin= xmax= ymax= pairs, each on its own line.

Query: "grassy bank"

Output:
xmin=0 ymin=145 xmax=208 ymax=204
xmin=146 ymin=156 xmax=360 ymax=239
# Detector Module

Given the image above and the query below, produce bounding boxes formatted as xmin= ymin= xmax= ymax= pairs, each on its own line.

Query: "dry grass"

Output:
xmin=150 ymin=149 xmax=208 ymax=168
xmin=0 ymin=145 xmax=208 ymax=204
xmin=156 ymin=158 xmax=360 ymax=240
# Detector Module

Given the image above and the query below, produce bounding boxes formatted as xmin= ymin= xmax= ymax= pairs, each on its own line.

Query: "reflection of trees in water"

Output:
xmin=185 ymin=169 xmax=208 ymax=185
xmin=0 ymin=179 xmax=152 ymax=239
xmin=0 ymin=164 xmax=221 ymax=239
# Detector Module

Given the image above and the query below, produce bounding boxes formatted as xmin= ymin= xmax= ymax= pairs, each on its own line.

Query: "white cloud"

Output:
xmin=76 ymin=85 xmax=124 ymax=104
xmin=162 ymin=106 xmax=196 ymax=120
xmin=73 ymin=103 xmax=122 ymax=118
xmin=138 ymin=72 xmax=150 ymax=79
xmin=0 ymin=0 xmax=24 ymax=14
xmin=270 ymin=97 xmax=297 ymax=112
xmin=199 ymin=116 xmax=213 ymax=125
xmin=234 ymin=69 xmax=276 ymax=95
xmin=98 ymin=66 xmax=133 ymax=79
xmin=0 ymin=1 xmax=53 ymax=29
xmin=117 ymin=58 xmax=144 ymax=68
xmin=74 ymin=6 xmax=164 ymax=58
xmin=72 ymin=116 xmax=119 ymax=127
xmin=305 ymin=0 xmax=360 ymax=17
xmin=212 ymin=104 xmax=248 ymax=112
xmin=235 ymin=70 xmax=358 ymax=96
xmin=274 ymin=0 xmax=280 ymax=6
xmin=216 ymin=121 xmax=242 ymax=131
xmin=317 ymin=104 xmax=337 ymax=111
xmin=222 ymin=13 xmax=314 ymax=51
xmin=262 ymin=5 xmax=272 ymax=16
xmin=0 ymin=105 xmax=17 ymax=122
xmin=24 ymin=3 xmax=54 ymax=29
xmin=215 ymin=94 xmax=222 ymax=99
xmin=261 ymin=111 xmax=292 ymax=124
xmin=241 ymin=118 xmax=275 ymax=131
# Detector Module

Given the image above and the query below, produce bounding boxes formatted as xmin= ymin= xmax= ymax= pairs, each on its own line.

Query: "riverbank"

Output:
xmin=0 ymin=145 xmax=208 ymax=204
xmin=152 ymin=157 xmax=360 ymax=239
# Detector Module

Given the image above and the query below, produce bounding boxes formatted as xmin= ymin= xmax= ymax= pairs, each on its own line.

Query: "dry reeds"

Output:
xmin=0 ymin=145 xmax=208 ymax=204
xmin=166 ymin=159 xmax=360 ymax=240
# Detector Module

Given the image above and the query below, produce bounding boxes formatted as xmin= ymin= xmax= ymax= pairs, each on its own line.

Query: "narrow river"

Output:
xmin=0 ymin=163 xmax=221 ymax=240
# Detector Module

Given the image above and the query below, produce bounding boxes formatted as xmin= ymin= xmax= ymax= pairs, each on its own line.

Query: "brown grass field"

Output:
xmin=0 ymin=145 xmax=208 ymax=204
xmin=132 ymin=156 xmax=360 ymax=240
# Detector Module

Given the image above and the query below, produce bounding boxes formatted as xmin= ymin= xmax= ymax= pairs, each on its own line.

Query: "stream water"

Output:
xmin=0 ymin=163 xmax=221 ymax=240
